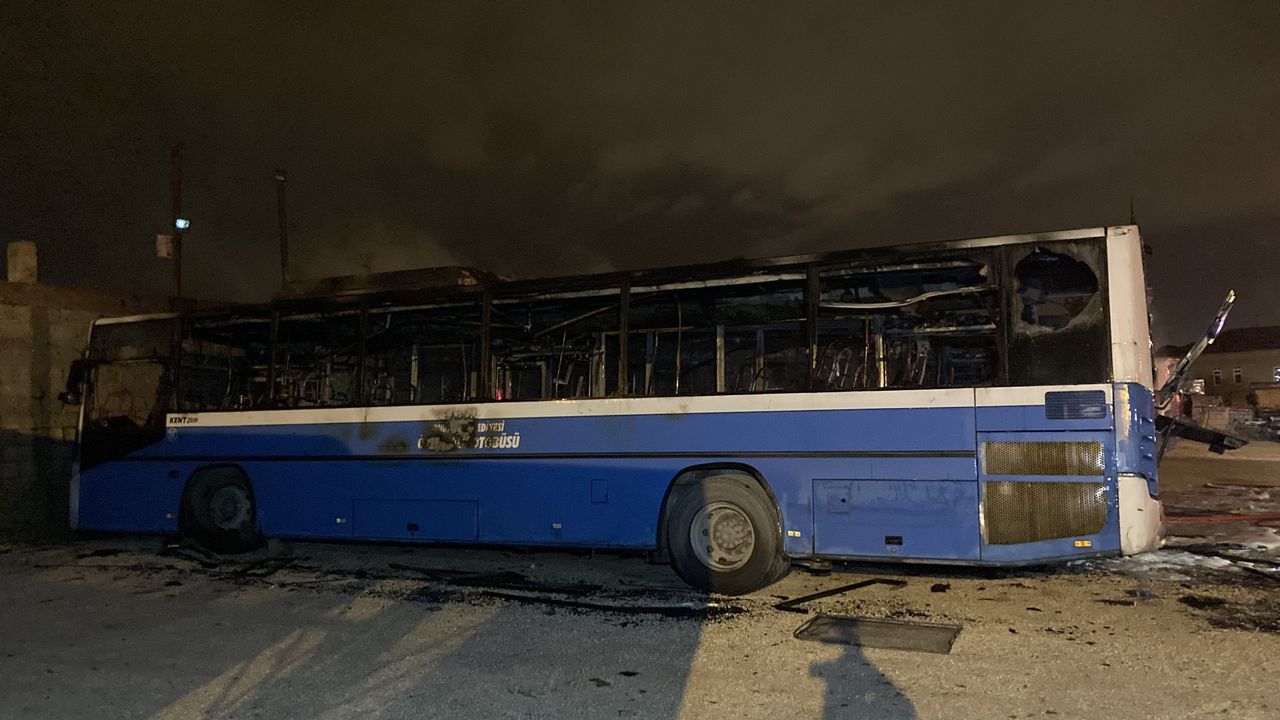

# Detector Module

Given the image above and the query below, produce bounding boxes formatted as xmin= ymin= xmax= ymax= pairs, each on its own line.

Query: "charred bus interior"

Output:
xmin=77 ymin=235 xmax=1110 ymax=467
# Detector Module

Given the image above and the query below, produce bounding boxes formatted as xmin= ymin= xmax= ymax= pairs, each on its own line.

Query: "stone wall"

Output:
xmin=1 ymin=281 xmax=175 ymax=539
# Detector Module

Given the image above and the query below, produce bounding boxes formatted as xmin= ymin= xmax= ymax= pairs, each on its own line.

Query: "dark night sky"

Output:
xmin=2 ymin=1 xmax=1277 ymax=343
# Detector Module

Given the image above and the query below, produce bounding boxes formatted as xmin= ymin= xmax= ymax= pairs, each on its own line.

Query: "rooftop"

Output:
xmin=1158 ymin=325 xmax=1280 ymax=358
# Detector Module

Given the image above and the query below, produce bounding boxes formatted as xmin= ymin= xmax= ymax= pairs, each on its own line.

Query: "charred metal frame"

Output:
xmin=479 ymin=291 xmax=493 ymax=399
xmin=617 ymin=281 xmax=630 ymax=395
xmin=105 ymin=227 xmax=1116 ymax=414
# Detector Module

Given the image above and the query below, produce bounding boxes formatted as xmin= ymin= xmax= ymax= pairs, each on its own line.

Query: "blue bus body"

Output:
xmin=70 ymin=225 xmax=1165 ymax=572
xmin=75 ymin=381 xmax=1157 ymax=565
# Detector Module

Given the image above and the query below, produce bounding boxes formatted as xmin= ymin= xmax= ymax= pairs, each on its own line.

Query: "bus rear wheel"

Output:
xmin=664 ymin=474 xmax=789 ymax=595
xmin=181 ymin=467 xmax=262 ymax=554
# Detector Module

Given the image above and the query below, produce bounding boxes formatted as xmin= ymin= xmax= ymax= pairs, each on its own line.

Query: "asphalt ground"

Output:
xmin=2 ymin=445 xmax=1278 ymax=720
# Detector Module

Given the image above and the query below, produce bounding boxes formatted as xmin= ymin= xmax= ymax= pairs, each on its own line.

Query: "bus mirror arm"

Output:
xmin=1154 ymin=289 xmax=1236 ymax=409
xmin=58 ymin=359 xmax=90 ymax=406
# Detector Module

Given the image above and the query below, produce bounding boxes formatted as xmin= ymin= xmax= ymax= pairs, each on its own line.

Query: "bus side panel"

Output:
xmin=975 ymin=384 xmax=1120 ymax=560
xmin=77 ymin=462 xmax=184 ymax=533
xmin=810 ymin=455 xmax=981 ymax=560
xmin=245 ymin=457 xmax=674 ymax=548
xmin=82 ymin=402 xmax=979 ymax=557
xmin=211 ymin=405 xmax=975 ymax=553
xmin=244 ymin=456 xmax=983 ymax=554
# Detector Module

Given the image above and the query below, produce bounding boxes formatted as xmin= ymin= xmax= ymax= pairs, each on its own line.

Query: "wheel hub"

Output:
xmin=689 ymin=501 xmax=756 ymax=571
xmin=209 ymin=486 xmax=251 ymax=530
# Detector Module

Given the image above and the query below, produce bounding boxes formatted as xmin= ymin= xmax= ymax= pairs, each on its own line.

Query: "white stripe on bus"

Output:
xmin=974 ymin=384 xmax=1112 ymax=408
xmin=164 ymin=384 xmax=1114 ymax=428
xmin=168 ymin=388 xmax=975 ymax=427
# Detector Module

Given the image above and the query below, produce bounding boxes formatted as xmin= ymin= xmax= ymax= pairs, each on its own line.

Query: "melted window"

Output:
xmin=1005 ymin=240 xmax=1110 ymax=385
xmin=1015 ymin=249 xmax=1099 ymax=329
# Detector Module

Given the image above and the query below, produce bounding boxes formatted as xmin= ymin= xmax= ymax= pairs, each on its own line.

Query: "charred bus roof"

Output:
xmin=96 ymin=225 xmax=1116 ymax=324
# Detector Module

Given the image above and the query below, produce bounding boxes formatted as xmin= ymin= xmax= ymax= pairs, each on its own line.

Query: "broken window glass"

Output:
xmin=1005 ymin=240 xmax=1109 ymax=385
xmin=1014 ymin=248 xmax=1099 ymax=329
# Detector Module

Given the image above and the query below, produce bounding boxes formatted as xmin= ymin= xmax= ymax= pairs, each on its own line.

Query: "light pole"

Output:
xmin=170 ymin=142 xmax=185 ymax=297
xmin=276 ymin=169 xmax=289 ymax=287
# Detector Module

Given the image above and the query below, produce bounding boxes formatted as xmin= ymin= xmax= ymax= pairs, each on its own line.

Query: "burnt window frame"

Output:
xmin=1000 ymin=238 xmax=1112 ymax=387
xmin=485 ymin=290 xmax=620 ymax=401
xmin=360 ymin=300 xmax=486 ymax=406
xmin=618 ymin=274 xmax=809 ymax=397
xmin=149 ymin=231 xmax=1120 ymax=410
xmin=811 ymin=251 xmax=1006 ymax=390
xmin=80 ymin=316 xmax=182 ymax=468
xmin=178 ymin=313 xmax=275 ymax=412
xmin=270 ymin=307 xmax=366 ymax=408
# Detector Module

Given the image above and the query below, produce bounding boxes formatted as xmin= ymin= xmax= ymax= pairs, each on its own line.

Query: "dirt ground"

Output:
xmin=2 ymin=446 xmax=1279 ymax=720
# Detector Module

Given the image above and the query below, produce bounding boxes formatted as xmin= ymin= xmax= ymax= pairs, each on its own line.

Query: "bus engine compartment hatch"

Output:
xmin=812 ymin=480 xmax=981 ymax=560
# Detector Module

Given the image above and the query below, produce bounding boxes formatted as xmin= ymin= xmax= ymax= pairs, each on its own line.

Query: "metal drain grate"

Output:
xmin=793 ymin=615 xmax=962 ymax=654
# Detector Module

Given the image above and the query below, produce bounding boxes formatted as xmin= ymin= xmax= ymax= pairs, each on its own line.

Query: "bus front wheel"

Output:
xmin=664 ymin=474 xmax=789 ymax=595
xmin=181 ymin=467 xmax=262 ymax=554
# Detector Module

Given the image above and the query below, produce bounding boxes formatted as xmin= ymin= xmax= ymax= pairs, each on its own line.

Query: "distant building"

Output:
xmin=1157 ymin=325 xmax=1280 ymax=408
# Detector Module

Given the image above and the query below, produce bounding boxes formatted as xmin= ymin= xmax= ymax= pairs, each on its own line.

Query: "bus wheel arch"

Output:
xmin=658 ymin=464 xmax=790 ymax=595
xmin=179 ymin=464 xmax=263 ymax=554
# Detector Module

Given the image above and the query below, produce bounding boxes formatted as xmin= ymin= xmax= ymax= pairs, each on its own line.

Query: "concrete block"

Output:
xmin=6 ymin=241 xmax=38 ymax=283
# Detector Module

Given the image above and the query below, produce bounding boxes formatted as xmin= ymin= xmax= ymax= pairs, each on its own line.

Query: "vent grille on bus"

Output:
xmin=982 ymin=441 xmax=1105 ymax=476
xmin=1044 ymin=390 xmax=1108 ymax=420
xmin=983 ymin=481 xmax=1108 ymax=544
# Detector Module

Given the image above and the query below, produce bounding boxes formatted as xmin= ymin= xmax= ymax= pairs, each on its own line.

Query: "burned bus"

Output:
xmin=65 ymin=225 xmax=1179 ymax=594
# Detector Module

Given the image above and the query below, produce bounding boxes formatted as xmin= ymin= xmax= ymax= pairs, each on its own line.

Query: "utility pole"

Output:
xmin=275 ymin=169 xmax=290 ymax=287
xmin=170 ymin=142 xmax=185 ymax=297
